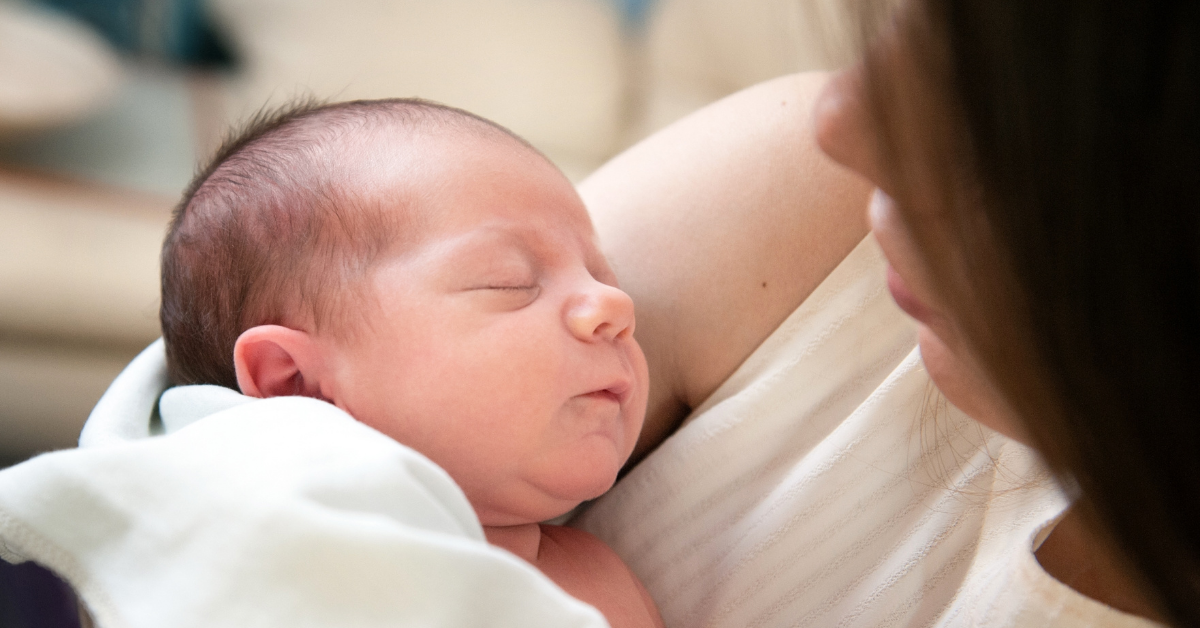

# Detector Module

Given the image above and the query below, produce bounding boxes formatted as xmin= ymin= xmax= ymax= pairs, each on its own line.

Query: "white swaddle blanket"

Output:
xmin=0 ymin=343 xmax=607 ymax=628
xmin=575 ymin=236 xmax=1070 ymax=628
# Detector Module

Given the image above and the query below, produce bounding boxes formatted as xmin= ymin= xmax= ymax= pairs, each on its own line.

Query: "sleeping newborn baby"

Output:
xmin=160 ymin=98 xmax=661 ymax=628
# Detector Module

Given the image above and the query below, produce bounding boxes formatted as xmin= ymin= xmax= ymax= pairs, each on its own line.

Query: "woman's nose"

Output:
xmin=813 ymin=66 xmax=883 ymax=186
xmin=565 ymin=281 xmax=636 ymax=343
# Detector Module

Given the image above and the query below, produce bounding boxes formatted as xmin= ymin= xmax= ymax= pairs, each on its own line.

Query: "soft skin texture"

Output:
xmin=235 ymin=130 xmax=649 ymax=527
xmin=484 ymin=524 xmax=664 ymax=628
xmin=812 ymin=63 xmax=1021 ymax=443
xmin=582 ymin=65 xmax=1157 ymax=621
xmin=230 ymin=127 xmax=661 ymax=628
xmin=579 ymin=73 xmax=872 ymax=463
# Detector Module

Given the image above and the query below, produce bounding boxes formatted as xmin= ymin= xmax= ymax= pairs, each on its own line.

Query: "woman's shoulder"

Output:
xmin=581 ymin=72 xmax=873 ymax=462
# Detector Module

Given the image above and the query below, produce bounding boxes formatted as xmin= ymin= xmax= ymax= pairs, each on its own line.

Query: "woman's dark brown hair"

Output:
xmin=865 ymin=1 xmax=1199 ymax=624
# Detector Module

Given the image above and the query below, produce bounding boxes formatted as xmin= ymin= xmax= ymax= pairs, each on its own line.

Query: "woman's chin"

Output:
xmin=917 ymin=326 xmax=1030 ymax=444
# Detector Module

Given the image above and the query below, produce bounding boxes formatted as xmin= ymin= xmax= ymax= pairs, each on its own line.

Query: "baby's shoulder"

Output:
xmin=536 ymin=524 xmax=663 ymax=628
xmin=536 ymin=524 xmax=632 ymax=586
xmin=538 ymin=525 xmax=616 ymax=561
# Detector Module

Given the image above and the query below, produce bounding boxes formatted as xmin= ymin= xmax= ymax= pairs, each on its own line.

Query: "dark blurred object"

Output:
xmin=0 ymin=560 xmax=82 ymax=628
xmin=32 ymin=0 xmax=234 ymax=66
xmin=616 ymin=0 xmax=655 ymax=27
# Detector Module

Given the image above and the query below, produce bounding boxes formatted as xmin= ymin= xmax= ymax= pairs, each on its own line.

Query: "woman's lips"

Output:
xmin=886 ymin=264 xmax=936 ymax=324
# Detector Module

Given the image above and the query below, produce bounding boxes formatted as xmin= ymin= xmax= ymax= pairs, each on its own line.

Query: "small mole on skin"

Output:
xmin=762 ymin=281 xmax=768 ymax=288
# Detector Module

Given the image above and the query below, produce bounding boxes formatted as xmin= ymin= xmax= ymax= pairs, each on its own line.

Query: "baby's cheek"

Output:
xmin=626 ymin=351 xmax=652 ymax=446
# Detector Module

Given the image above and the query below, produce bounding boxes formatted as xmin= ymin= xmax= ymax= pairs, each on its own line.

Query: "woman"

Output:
xmin=830 ymin=2 xmax=1200 ymax=622
xmin=577 ymin=1 xmax=1196 ymax=626
xmin=827 ymin=2 xmax=1200 ymax=623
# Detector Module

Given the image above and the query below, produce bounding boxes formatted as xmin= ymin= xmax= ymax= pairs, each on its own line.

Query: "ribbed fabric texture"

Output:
xmin=577 ymin=236 xmax=1155 ymax=628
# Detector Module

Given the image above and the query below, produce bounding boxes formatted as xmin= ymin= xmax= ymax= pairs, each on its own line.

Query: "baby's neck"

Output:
xmin=483 ymin=523 xmax=543 ymax=563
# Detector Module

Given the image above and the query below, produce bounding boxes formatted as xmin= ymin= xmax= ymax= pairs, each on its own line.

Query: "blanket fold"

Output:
xmin=0 ymin=341 xmax=607 ymax=628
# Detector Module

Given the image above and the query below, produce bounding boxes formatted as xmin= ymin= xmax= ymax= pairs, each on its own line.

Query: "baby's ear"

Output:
xmin=233 ymin=325 xmax=329 ymax=400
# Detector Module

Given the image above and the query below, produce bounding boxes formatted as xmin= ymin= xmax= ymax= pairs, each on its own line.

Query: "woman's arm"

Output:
xmin=581 ymin=72 xmax=872 ymax=463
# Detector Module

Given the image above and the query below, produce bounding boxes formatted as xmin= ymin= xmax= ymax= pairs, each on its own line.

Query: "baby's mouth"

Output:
xmin=581 ymin=389 xmax=621 ymax=404
xmin=580 ymin=380 xmax=630 ymax=406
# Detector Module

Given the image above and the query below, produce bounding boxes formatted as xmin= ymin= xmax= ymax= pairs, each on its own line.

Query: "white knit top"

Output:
xmin=575 ymin=236 xmax=1162 ymax=628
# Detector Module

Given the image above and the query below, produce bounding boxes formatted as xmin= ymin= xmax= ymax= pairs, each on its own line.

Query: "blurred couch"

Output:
xmin=0 ymin=0 xmax=862 ymax=464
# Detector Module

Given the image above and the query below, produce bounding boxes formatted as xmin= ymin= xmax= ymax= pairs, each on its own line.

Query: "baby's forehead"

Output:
xmin=347 ymin=130 xmax=585 ymax=233
xmin=337 ymin=126 xmax=539 ymax=203
xmin=342 ymin=117 xmax=534 ymax=171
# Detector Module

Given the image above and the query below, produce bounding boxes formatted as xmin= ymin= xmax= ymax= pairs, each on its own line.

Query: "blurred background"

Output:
xmin=0 ymin=0 xmax=865 ymax=468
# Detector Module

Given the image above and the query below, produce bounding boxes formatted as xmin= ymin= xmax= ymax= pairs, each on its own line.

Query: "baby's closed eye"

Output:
xmin=479 ymin=284 xmax=537 ymax=291
xmin=465 ymin=280 xmax=541 ymax=309
xmin=466 ymin=259 xmax=539 ymax=294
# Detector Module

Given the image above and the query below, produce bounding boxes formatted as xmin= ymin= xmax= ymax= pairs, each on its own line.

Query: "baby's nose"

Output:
xmin=565 ymin=281 xmax=635 ymax=342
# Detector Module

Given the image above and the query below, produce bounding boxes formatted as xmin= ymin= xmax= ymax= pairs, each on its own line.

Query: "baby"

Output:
xmin=159 ymin=98 xmax=661 ymax=628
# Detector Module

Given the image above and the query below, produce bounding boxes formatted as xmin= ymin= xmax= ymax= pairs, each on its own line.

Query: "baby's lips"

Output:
xmin=580 ymin=379 xmax=632 ymax=406
xmin=606 ymin=380 xmax=633 ymax=406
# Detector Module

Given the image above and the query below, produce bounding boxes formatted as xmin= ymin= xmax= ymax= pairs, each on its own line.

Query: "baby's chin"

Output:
xmin=473 ymin=471 xmax=620 ymax=527
xmin=475 ymin=499 xmax=582 ymax=528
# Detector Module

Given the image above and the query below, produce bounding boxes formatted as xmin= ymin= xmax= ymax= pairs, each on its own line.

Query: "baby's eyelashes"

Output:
xmin=464 ymin=282 xmax=542 ymax=309
xmin=482 ymin=285 xmax=538 ymax=291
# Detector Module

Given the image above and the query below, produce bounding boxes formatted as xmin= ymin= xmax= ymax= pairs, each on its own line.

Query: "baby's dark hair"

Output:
xmin=161 ymin=97 xmax=533 ymax=389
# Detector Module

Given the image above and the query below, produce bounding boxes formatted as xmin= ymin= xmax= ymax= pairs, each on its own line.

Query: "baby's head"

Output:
xmin=162 ymin=99 xmax=649 ymax=525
